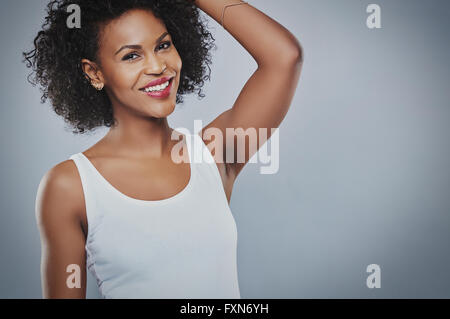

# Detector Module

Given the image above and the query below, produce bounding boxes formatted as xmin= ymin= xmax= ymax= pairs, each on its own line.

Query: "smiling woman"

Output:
xmin=24 ymin=0 xmax=303 ymax=299
xmin=24 ymin=0 xmax=215 ymax=134
xmin=80 ymin=8 xmax=185 ymax=121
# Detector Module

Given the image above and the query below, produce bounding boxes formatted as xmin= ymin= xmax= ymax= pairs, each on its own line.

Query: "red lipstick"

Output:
xmin=140 ymin=76 xmax=172 ymax=90
xmin=139 ymin=77 xmax=174 ymax=99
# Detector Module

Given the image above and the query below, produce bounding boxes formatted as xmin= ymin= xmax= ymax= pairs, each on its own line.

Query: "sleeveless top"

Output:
xmin=69 ymin=132 xmax=240 ymax=299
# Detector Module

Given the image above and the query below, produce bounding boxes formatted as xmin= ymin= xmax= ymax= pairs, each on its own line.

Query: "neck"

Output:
xmin=104 ymin=114 xmax=175 ymax=159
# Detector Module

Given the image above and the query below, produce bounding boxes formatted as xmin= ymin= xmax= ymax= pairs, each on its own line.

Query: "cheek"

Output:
xmin=170 ymin=48 xmax=182 ymax=71
xmin=98 ymin=53 xmax=137 ymax=89
xmin=110 ymin=66 xmax=140 ymax=89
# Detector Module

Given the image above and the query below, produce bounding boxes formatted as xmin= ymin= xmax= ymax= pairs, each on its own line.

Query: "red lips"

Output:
xmin=140 ymin=76 xmax=173 ymax=90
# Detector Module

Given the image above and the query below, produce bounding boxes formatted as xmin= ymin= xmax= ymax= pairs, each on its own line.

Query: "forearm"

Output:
xmin=193 ymin=0 xmax=303 ymax=67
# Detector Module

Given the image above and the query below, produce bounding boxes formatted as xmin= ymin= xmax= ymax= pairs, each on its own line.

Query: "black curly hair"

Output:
xmin=23 ymin=0 xmax=216 ymax=134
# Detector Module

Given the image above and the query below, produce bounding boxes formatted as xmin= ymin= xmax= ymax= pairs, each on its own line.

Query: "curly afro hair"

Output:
xmin=23 ymin=0 xmax=216 ymax=134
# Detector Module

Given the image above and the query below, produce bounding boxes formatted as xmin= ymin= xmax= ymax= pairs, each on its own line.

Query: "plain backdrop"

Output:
xmin=1 ymin=0 xmax=449 ymax=298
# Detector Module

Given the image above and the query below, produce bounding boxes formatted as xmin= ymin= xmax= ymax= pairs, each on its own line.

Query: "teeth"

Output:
xmin=144 ymin=80 xmax=170 ymax=92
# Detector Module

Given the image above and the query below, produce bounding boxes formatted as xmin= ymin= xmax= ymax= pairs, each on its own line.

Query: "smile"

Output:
xmin=139 ymin=77 xmax=173 ymax=98
xmin=142 ymin=79 xmax=170 ymax=92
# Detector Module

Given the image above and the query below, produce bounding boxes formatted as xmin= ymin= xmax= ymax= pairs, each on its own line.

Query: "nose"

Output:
xmin=143 ymin=54 xmax=167 ymax=75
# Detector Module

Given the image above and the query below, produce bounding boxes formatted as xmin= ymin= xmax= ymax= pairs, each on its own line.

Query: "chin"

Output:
xmin=146 ymin=102 xmax=176 ymax=118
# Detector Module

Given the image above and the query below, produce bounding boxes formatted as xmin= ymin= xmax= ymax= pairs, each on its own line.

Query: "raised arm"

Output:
xmin=195 ymin=0 xmax=303 ymax=177
xmin=35 ymin=161 xmax=87 ymax=298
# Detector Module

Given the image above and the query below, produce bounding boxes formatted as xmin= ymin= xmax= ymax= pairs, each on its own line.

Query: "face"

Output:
xmin=82 ymin=9 xmax=182 ymax=119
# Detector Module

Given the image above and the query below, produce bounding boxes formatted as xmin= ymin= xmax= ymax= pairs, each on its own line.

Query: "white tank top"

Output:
xmin=69 ymin=132 xmax=240 ymax=299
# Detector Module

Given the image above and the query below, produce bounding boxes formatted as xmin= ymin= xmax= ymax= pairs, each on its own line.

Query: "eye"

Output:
xmin=158 ymin=41 xmax=172 ymax=51
xmin=122 ymin=52 xmax=140 ymax=61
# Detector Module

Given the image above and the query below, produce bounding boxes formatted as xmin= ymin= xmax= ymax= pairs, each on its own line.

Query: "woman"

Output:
xmin=24 ymin=0 xmax=303 ymax=298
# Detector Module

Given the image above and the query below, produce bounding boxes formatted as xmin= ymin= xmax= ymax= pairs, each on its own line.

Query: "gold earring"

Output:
xmin=91 ymin=81 xmax=104 ymax=91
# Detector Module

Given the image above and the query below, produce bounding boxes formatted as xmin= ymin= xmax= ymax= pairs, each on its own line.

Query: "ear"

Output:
xmin=81 ymin=58 xmax=105 ymax=84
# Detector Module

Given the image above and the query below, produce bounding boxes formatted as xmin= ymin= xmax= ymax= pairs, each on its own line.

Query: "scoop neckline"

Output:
xmin=78 ymin=132 xmax=195 ymax=206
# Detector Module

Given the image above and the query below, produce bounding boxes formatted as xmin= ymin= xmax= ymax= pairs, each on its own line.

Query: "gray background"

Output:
xmin=1 ymin=0 xmax=449 ymax=298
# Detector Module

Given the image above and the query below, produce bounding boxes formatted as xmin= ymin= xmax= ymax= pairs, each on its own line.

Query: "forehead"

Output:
xmin=98 ymin=8 xmax=167 ymax=51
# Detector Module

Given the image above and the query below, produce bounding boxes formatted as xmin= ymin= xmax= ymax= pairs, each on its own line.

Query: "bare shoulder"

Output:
xmin=36 ymin=159 xmax=88 ymax=298
xmin=36 ymin=159 xmax=85 ymax=230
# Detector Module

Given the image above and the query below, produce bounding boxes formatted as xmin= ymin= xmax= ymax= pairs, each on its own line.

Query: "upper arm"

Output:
xmin=35 ymin=160 xmax=87 ymax=298
xmin=202 ymin=45 xmax=304 ymax=178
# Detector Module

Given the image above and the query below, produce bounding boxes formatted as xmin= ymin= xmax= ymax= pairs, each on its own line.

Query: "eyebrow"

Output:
xmin=114 ymin=31 xmax=169 ymax=56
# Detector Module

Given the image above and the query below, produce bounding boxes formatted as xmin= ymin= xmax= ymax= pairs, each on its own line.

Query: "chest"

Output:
xmin=78 ymin=155 xmax=233 ymax=237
